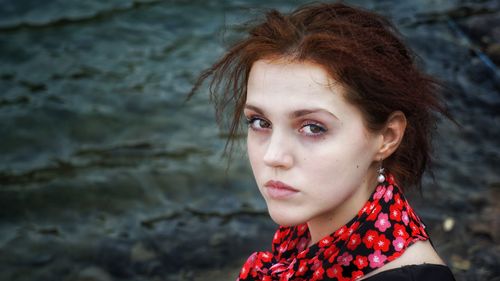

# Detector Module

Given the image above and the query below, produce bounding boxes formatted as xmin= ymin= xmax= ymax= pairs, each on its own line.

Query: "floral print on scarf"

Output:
xmin=237 ymin=174 xmax=428 ymax=281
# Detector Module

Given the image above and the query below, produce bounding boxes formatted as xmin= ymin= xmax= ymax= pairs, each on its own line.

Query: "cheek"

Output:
xmin=247 ymin=133 xmax=263 ymax=170
xmin=304 ymin=131 xmax=373 ymax=180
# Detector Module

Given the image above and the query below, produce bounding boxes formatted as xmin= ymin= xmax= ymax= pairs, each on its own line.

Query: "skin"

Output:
xmin=244 ymin=58 xmax=445 ymax=276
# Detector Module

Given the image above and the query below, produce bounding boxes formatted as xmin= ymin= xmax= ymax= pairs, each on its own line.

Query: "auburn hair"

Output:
xmin=189 ymin=2 xmax=452 ymax=189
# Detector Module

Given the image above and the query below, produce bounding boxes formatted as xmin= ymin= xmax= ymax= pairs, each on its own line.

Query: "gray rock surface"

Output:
xmin=0 ymin=0 xmax=498 ymax=280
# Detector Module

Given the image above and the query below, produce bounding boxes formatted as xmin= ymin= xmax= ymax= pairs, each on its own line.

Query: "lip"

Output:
xmin=264 ymin=180 xmax=299 ymax=199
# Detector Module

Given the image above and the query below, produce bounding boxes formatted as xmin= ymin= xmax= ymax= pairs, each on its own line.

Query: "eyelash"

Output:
xmin=299 ymin=121 xmax=327 ymax=137
xmin=245 ymin=116 xmax=327 ymax=137
xmin=246 ymin=116 xmax=271 ymax=131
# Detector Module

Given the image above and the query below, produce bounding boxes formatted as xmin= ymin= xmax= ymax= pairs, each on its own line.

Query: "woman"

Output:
xmin=190 ymin=2 xmax=456 ymax=280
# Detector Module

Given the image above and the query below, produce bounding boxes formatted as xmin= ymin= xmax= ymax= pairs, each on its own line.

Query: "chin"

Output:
xmin=267 ymin=207 xmax=307 ymax=227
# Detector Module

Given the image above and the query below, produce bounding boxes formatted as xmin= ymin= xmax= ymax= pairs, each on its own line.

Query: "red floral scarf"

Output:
xmin=237 ymin=174 xmax=429 ymax=281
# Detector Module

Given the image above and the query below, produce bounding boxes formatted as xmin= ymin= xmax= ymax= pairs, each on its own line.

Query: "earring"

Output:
xmin=377 ymin=163 xmax=386 ymax=183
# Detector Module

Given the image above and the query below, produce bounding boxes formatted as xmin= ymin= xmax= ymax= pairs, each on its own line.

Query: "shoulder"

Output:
xmin=360 ymin=240 xmax=451 ymax=280
xmin=362 ymin=264 xmax=456 ymax=281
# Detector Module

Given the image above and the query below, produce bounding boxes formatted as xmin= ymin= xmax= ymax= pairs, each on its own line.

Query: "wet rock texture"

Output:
xmin=0 ymin=0 xmax=498 ymax=280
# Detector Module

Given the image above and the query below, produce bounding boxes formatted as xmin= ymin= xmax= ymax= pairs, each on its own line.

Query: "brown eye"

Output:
xmin=247 ymin=117 xmax=271 ymax=130
xmin=300 ymin=123 xmax=327 ymax=136
xmin=309 ymin=125 xmax=323 ymax=134
xmin=258 ymin=119 xmax=270 ymax=128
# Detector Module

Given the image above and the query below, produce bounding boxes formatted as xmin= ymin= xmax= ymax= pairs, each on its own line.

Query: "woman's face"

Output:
xmin=244 ymin=59 xmax=383 ymax=228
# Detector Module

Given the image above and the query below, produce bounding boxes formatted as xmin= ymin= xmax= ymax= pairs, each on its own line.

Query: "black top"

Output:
xmin=364 ymin=264 xmax=456 ymax=281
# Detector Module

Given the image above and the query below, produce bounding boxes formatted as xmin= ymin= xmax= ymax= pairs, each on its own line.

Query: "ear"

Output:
xmin=376 ymin=111 xmax=407 ymax=161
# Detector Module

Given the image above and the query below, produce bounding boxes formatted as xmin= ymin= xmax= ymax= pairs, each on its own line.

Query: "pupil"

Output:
xmin=310 ymin=125 xmax=321 ymax=133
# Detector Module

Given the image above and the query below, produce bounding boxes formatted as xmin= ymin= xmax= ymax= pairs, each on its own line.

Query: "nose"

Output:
xmin=263 ymin=131 xmax=294 ymax=169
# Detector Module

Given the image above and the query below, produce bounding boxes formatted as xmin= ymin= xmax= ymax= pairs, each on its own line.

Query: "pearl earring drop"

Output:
xmin=377 ymin=166 xmax=385 ymax=183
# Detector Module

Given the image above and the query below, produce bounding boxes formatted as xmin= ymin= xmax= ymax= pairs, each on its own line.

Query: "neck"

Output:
xmin=307 ymin=168 xmax=378 ymax=247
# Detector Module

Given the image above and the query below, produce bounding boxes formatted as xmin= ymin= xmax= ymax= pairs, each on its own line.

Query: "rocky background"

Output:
xmin=0 ymin=0 xmax=499 ymax=280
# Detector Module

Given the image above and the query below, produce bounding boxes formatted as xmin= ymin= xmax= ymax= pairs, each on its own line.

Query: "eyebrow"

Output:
xmin=244 ymin=104 xmax=339 ymax=120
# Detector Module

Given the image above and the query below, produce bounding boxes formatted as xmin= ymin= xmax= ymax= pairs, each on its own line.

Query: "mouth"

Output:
xmin=264 ymin=180 xmax=299 ymax=199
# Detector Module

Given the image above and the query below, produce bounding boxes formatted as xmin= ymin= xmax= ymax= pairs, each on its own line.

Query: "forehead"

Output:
xmin=245 ymin=59 xmax=373 ymax=135
xmin=246 ymin=59 xmax=345 ymax=107
xmin=245 ymin=58 xmax=371 ymax=127
xmin=248 ymin=59 xmax=335 ymax=89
